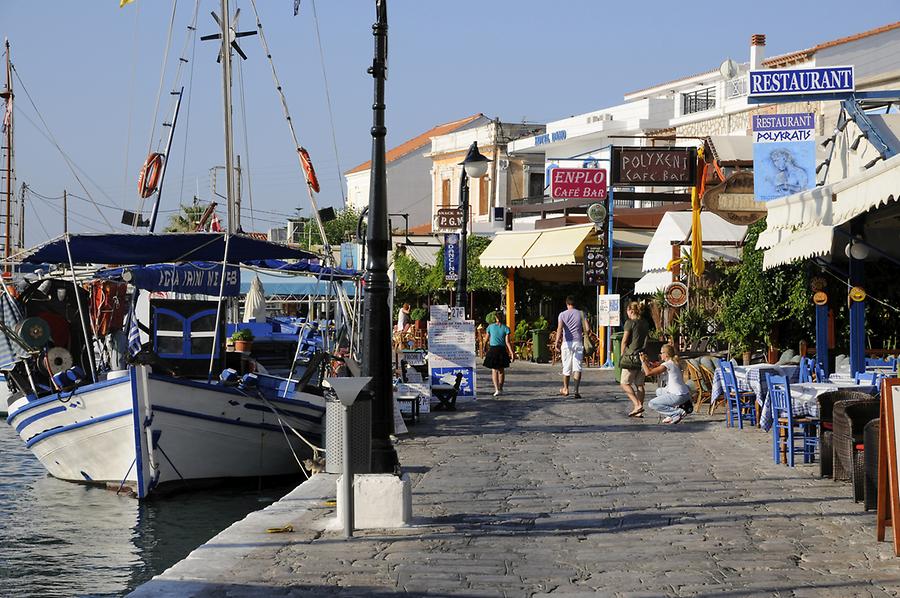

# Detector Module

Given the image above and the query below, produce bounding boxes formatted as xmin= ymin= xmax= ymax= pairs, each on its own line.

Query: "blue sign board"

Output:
xmin=339 ymin=242 xmax=361 ymax=271
xmin=749 ymin=66 xmax=854 ymax=98
xmin=444 ymin=233 xmax=460 ymax=283
xmin=129 ymin=263 xmax=241 ymax=296
xmin=752 ymin=112 xmax=816 ymax=202
xmin=430 ymin=366 xmax=475 ymax=398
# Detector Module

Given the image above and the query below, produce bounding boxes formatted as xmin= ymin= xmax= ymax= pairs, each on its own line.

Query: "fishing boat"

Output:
xmin=3 ymin=233 xmax=350 ymax=498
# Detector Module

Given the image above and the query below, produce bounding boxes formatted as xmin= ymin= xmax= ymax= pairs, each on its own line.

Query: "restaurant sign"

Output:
xmin=549 ymin=168 xmax=608 ymax=200
xmin=443 ymin=233 xmax=460 ymax=283
xmin=749 ymin=66 xmax=854 ymax=98
xmin=611 ymin=147 xmax=697 ymax=186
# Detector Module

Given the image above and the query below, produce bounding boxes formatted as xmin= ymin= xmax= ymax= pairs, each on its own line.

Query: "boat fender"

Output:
xmin=137 ymin=152 xmax=164 ymax=199
xmin=297 ymin=147 xmax=320 ymax=193
xmin=239 ymin=373 xmax=258 ymax=390
xmin=219 ymin=368 xmax=240 ymax=386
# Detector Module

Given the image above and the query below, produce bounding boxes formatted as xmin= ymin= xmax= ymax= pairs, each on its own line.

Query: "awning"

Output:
xmin=522 ymin=224 xmax=596 ymax=268
xmin=239 ymin=270 xmax=357 ymax=297
xmin=16 ymin=233 xmax=317 ymax=265
xmin=404 ymin=244 xmax=439 ymax=267
xmin=634 ymin=271 xmax=673 ymax=295
xmin=831 ymin=153 xmax=900 ymax=225
xmin=756 ymin=185 xmax=834 ymax=250
xmin=642 ymin=211 xmax=746 ymax=272
xmin=762 ymin=226 xmax=835 ymax=270
xmin=478 ymin=230 xmax=541 ymax=268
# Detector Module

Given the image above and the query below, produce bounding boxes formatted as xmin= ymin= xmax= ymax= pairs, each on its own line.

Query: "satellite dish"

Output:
xmin=587 ymin=202 xmax=608 ymax=224
xmin=719 ymin=58 xmax=739 ymax=79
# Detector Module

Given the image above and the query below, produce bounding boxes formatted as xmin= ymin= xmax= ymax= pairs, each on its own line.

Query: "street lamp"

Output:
xmin=456 ymin=141 xmax=491 ymax=315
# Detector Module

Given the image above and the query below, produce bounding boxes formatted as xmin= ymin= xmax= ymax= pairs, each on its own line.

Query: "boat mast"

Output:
xmin=1 ymin=38 xmax=14 ymax=272
xmin=219 ymin=0 xmax=238 ymax=235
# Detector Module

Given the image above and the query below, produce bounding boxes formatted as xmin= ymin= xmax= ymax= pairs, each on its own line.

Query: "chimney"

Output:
xmin=750 ymin=34 xmax=766 ymax=70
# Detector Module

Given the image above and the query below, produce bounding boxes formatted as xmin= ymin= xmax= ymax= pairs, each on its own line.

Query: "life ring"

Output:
xmin=138 ymin=153 xmax=164 ymax=199
xmin=298 ymin=147 xmax=320 ymax=193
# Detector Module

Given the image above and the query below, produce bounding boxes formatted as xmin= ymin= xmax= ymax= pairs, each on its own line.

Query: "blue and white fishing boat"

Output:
xmin=3 ymin=233 xmax=351 ymax=498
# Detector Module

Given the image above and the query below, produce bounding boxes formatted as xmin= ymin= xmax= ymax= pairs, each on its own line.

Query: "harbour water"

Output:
xmin=0 ymin=423 xmax=297 ymax=597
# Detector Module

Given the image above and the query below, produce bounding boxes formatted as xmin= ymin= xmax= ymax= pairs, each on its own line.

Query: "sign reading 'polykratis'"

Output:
xmin=611 ymin=147 xmax=697 ymax=186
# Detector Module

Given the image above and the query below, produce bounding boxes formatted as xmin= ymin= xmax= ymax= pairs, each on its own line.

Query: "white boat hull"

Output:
xmin=6 ymin=366 xmax=325 ymax=498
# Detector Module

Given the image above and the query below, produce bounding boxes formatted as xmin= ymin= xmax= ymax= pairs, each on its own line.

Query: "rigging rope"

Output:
xmin=122 ymin=3 xmax=141 ymax=209
xmin=310 ymin=0 xmax=346 ymax=207
xmin=236 ymin=57 xmax=256 ymax=231
xmin=247 ymin=0 xmax=331 ymax=259
xmin=177 ymin=8 xmax=200 ymax=216
xmin=145 ymin=0 xmax=179 ymax=158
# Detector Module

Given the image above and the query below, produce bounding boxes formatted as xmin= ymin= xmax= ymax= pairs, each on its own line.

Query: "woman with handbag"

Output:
xmin=483 ymin=311 xmax=515 ymax=397
xmin=620 ymin=301 xmax=650 ymax=417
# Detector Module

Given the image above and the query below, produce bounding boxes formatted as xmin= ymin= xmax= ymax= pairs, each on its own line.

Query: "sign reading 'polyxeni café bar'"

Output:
xmin=611 ymin=147 xmax=697 ymax=186
xmin=549 ymin=168 xmax=608 ymax=200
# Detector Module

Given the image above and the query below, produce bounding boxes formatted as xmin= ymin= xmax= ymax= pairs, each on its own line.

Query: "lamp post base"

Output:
xmin=371 ymin=439 xmax=399 ymax=474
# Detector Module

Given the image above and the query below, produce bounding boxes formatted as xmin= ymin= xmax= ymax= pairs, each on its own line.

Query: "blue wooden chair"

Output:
xmin=766 ymin=373 xmax=818 ymax=466
xmin=813 ymin=360 xmax=828 ymax=383
xmin=854 ymin=371 xmax=879 ymax=385
xmin=798 ymin=357 xmax=815 ymax=383
xmin=719 ymin=361 xmax=757 ymax=429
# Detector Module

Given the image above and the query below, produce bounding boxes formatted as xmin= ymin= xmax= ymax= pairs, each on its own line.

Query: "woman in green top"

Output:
xmin=483 ymin=312 xmax=515 ymax=397
xmin=620 ymin=301 xmax=650 ymax=417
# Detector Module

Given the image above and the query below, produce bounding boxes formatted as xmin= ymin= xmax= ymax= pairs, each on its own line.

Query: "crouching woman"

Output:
xmin=639 ymin=344 xmax=691 ymax=424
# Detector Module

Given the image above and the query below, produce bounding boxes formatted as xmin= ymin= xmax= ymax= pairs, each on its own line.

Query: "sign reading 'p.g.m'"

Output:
xmin=549 ymin=168 xmax=608 ymax=200
xmin=611 ymin=147 xmax=697 ymax=186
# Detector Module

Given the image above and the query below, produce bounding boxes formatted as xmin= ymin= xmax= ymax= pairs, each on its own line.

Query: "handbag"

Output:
xmin=583 ymin=335 xmax=595 ymax=358
xmin=619 ymin=351 xmax=642 ymax=370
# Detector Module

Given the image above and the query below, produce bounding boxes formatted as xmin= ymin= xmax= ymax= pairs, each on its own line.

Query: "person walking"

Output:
xmin=555 ymin=296 xmax=589 ymax=398
xmin=483 ymin=312 xmax=514 ymax=397
xmin=640 ymin=344 xmax=691 ymax=424
xmin=620 ymin=301 xmax=650 ymax=417
xmin=396 ymin=303 xmax=412 ymax=333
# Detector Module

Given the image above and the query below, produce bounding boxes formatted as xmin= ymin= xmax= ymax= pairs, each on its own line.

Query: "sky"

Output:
xmin=1 ymin=0 xmax=898 ymax=245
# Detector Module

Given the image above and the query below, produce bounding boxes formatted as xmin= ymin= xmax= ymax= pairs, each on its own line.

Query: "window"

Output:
xmin=682 ymin=87 xmax=716 ymax=115
xmin=478 ymin=176 xmax=489 ymax=215
xmin=153 ymin=307 xmax=220 ymax=360
xmin=441 ymin=179 xmax=451 ymax=207
xmin=528 ymin=172 xmax=545 ymax=199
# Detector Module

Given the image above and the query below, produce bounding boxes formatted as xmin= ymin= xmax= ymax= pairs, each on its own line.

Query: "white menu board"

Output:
xmin=428 ymin=319 xmax=477 ymax=398
xmin=598 ymin=294 xmax=621 ymax=327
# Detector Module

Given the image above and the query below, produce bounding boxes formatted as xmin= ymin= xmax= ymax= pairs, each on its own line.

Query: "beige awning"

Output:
xmin=522 ymin=224 xmax=596 ymax=268
xmin=478 ymin=230 xmax=541 ymax=268
xmin=762 ymin=226 xmax=835 ymax=270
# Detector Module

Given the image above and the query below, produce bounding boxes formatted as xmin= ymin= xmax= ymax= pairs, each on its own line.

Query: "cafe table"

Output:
xmin=710 ymin=363 xmax=801 ymax=407
xmin=758 ymin=381 xmax=878 ymax=431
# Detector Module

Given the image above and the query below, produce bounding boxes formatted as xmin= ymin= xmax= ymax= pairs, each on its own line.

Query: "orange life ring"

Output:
xmin=298 ymin=147 xmax=320 ymax=193
xmin=138 ymin=153 xmax=164 ymax=199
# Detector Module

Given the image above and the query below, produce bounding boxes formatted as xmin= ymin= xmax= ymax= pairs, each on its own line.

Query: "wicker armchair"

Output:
xmin=864 ymin=419 xmax=880 ymax=511
xmin=832 ymin=399 xmax=880 ymax=488
xmin=817 ymin=390 xmax=874 ymax=478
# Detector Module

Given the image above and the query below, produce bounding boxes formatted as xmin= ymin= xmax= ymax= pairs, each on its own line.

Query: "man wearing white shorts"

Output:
xmin=555 ymin=296 xmax=589 ymax=398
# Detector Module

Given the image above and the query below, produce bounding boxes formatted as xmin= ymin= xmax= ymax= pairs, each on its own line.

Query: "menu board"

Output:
xmin=583 ymin=244 xmax=608 ymax=286
xmin=598 ymin=294 xmax=621 ymax=327
xmin=877 ymin=379 xmax=900 ymax=554
xmin=428 ymin=318 xmax=477 ymax=398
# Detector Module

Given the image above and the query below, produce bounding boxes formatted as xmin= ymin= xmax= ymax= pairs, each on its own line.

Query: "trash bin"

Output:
xmin=531 ymin=329 xmax=550 ymax=363
xmin=324 ymin=390 xmax=372 ymax=474
xmin=611 ymin=331 xmax=625 ymax=383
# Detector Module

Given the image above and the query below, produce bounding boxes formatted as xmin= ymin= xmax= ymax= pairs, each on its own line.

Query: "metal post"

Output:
xmin=603 ymin=186 xmax=615 ymax=367
xmin=3 ymin=39 xmax=12 ymax=270
xmin=361 ymin=0 xmax=398 ymax=474
xmin=342 ymin=403 xmax=354 ymax=538
xmin=62 ymin=189 xmax=68 ymax=235
xmin=148 ymin=87 xmax=184 ymax=233
xmin=848 ymin=222 xmax=865 ymax=377
xmin=815 ymin=303 xmax=829 ymax=377
xmin=220 ymin=0 xmax=237 ymax=236
xmin=456 ymin=168 xmax=469 ymax=316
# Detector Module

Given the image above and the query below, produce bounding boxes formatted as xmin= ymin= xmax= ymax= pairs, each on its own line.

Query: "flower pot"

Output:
xmin=767 ymin=347 xmax=779 ymax=364
xmin=234 ymin=340 xmax=253 ymax=353
xmin=742 ymin=351 xmax=752 ymax=366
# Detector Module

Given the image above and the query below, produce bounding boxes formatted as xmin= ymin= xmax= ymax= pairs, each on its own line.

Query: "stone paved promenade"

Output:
xmin=131 ymin=363 xmax=900 ymax=597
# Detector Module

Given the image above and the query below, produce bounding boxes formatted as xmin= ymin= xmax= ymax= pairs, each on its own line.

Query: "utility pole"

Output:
xmin=63 ymin=189 xmax=68 ymax=235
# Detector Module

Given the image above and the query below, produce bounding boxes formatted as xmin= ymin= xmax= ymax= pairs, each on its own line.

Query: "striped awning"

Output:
xmin=478 ymin=230 xmax=541 ymax=268
xmin=521 ymin=224 xmax=596 ymax=268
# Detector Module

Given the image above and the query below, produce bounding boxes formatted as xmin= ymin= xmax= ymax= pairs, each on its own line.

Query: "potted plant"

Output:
xmin=410 ymin=307 xmax=427 ymax=330
xmin=231 ymin=329 xmax=254 ymax=353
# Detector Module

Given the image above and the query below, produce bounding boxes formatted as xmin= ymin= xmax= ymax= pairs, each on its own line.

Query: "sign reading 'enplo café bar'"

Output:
xmin=749 ymin=66 xmax=854 ymax=98
xmin=549 ymin=168 xmax=608 ymax=200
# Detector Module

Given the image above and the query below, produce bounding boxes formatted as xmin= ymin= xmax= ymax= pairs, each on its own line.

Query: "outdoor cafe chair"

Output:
xmin=832 ymin=397 xmax=880 ymax=485
xmin=766 ymin=374 xmax=818 ymax=467
xmin=798 ymin=357 xmax=815 ymax=383
xmin=814 ymin=361 xmax=828 ymax=383
xmin=864 ymin=419 xmax=880 ymax=511
xmin=854 ymin=371 xmax=880 ymax=386
xmin=816 ymin=390 xmax=875 ymax=478
xmin=720 ymin=360 xmax=757 ymax=428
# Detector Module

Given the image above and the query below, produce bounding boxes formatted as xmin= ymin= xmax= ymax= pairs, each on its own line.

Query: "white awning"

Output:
xmin=762 ymin=226 xmax=835 ymax=270
xmin=831 ymin=153 xmax=900 ymax=225
xmin=634 ymin=271 xmax=673 ymax=295
xmin=404 ymin=244 xmax=439 ymax=267
xmin=522 ymin=224 xmax=596 ymax=268
xmin=756 ymin=184 xmax=834 ymax=249
xmin=478 ymin=230 xmax=541 ymax=268
xmin=642 ymin=211 xmax=747 ymax=272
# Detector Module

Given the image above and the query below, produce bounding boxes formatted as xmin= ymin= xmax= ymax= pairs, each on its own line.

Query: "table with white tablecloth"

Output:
xmin=758 ymin=381 xmax=878 ymax=431
xmin=710 ymin=363 xmax=801 ymax=408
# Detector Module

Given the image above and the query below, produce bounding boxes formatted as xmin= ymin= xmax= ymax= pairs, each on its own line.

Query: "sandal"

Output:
xmin=558 ymin=389 xmax=569 ymax=397
xmin=627 ymin=407 xmax=644 ymax=417
xmin=573 ymin=392 xmax=582 ymax=399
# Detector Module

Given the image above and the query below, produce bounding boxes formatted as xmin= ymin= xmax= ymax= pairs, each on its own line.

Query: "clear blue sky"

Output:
xmin=2 ymin=1 xmax=897 ymax=244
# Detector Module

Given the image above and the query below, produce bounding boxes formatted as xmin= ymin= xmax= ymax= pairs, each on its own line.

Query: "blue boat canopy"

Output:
xmin=17 ymin=233 xmax=319 ymax=266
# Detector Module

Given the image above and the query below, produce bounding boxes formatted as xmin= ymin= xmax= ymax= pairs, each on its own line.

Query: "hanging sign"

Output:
xmin=749 ymin=66 xmax=854 ymax=98
xmin=443 ymin=234 xmax=461 ymax=283
xmin=123 ymin=263 xmax=240 ymax=296
xmin=435 ymin=208 xmax=464 ymax=231
xmin=665 ymin=282 xmax=688 ymax=307
xmin=549 ymin=168 xmax=608 ymax=199
xmin=752 ymin=113 xmax=815 ymax=201
xmin=611 ymin=147 xmax=697 ymax=186
xmin=583 ymin=244 xmax=608 ymax=286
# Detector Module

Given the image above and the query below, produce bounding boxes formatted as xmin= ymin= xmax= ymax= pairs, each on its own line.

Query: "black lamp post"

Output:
xmin=455 ymin=142 xmax=491 ymax=316
xmin=361 ymin=0 xmax=398 ymax=474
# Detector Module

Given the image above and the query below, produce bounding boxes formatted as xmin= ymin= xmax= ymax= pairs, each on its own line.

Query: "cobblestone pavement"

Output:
xmin=132 ymin=363 xmax=900 ymax=597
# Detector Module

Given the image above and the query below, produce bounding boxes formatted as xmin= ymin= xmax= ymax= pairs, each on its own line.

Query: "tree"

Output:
xmin=292 ymin=207 xmax=364 ymax=250
xmin=164 ymin=204 xmax=207 ymax=232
